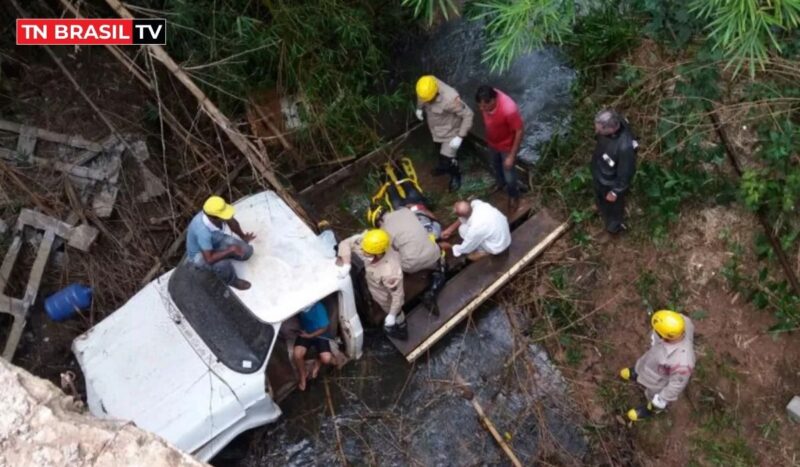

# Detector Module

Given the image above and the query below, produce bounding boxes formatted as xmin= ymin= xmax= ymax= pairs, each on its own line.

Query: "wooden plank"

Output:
xmin=389 ymin=210 xmax=569 ymax=361
xmin=0 ymin=119 xmax=103 ymax=152
xmin=15 ymin=126 xmax=37 ymax=162
xmin=0 ymin=235 xmax=23 ymax=293
xmin=299 ymin=123 xmax=422 ymax=198
xmin=22 ymin=230 xmax=55 ymax=307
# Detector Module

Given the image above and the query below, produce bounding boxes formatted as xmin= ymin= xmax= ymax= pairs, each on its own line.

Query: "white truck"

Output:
xmin=72 ymin=191 xmax=364 ymax=461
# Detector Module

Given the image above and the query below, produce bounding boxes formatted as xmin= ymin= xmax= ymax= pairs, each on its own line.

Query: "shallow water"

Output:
xmin=215 ymin=307 xmax=586 ymax=466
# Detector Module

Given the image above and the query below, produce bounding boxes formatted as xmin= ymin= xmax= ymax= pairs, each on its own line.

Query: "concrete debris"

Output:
xmin=0 ymin=219 xmax=7 ymax=235
xmin=788 ymin=396 xmax=800 ymax=423
xmin=17 ymin=209 xmax=98 ymax=252
xmin=130 ymin=140 xmax=167 ymax=203
xmin=0 ymin=358 xmax=207 ymax=467
xmin=0 ymin=119 xmax=168 ymax=217
xmin=1 ymin=209 xmax=98 ymax=360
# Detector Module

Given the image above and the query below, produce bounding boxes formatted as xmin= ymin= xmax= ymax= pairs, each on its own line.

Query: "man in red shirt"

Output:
xmin=476 ymin=85 xmax=524 ymax=214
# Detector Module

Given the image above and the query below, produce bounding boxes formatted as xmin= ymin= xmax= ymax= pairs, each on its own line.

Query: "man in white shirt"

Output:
xmin=440 ymin=199 xmax=511 ymax=261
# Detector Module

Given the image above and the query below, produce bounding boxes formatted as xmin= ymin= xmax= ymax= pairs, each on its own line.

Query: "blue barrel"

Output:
xmin=45 ymin=284 xmax=92 ymax=322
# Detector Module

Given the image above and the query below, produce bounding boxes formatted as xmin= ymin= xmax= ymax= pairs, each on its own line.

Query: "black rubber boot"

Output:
xmin=422 ymin=290 xmax=440 ymax=316
xmin=385 ymin=321 xmax=408 ymax=340
xmin=431 ymin=155 xmax=450 ymax=177
xmin=626 ymin=403 xmax=655 ymax=422
xmin=449 ymin=173 xmax=462 ymax=192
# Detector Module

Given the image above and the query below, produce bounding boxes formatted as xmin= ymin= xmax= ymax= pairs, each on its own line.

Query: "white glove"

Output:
xmin=415 ymin=108 xmax=424 ymax=121
xmin=384 ymin=314 xmax=396 ymax=327
xmin=336 ymin=263 xmax=351 ymax=279
xmin=651 ymin=393 xmax=667 ymax=410
xmin=449 ymin=136 xmax=463 ymax=150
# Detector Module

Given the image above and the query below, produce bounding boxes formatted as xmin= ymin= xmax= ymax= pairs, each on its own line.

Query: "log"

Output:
xmin=454 ymin=375 xmax=523 ymax=467
xmin=709 ymin=109 xmax=800 ymax=297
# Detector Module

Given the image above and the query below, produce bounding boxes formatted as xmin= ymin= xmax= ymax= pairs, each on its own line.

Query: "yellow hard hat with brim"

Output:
xmin=651 ymin=310 xmax=685 ymax=340
xmin=362 ymin=229 xmax=390 ymax=255
xmin=203 ymin=195 xmax=235 ymax=220
xmin=416 ymin=75 xmax=438 ymax=102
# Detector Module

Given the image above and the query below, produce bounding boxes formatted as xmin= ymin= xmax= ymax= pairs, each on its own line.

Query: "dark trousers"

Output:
xmin=594 ymin=184 xmax=626 ymax=233
xmin=490 ymin=151 xmax=520 ymax=199
xmin=433 ymin=155 xmax=460 ymax=178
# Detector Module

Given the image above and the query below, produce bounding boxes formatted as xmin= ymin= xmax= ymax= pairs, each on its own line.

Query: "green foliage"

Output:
xmin=635 ymin=58 xmax=737 ymax=238
xmin=466 ymin=0 xmax=576 ymax=72
xmin=566 ymin=4 xmax=643 ymax=74
xmin=634 ymin=0 xmax=705 ymax=48
xmin=163 ymin=0 xmax=410 ymax=159
xmin=691 ymin=0 xmax=800 ymax=76
xmin=401 ymin=0 xmax=459 ymax=25
xmin=740 ymin=121 xmax=800 ymax=216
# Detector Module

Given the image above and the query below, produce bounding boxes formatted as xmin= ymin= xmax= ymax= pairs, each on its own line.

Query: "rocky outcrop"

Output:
xmin=0 ymin=359 xmax=206 ymax=467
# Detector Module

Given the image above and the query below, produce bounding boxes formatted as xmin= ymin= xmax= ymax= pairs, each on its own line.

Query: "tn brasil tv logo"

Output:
xmin=16 ymin=18 xmax=166 ymax=45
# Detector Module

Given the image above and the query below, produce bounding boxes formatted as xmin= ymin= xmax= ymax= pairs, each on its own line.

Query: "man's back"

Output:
xmin=382 ymin=208 xmax=440 ymax=273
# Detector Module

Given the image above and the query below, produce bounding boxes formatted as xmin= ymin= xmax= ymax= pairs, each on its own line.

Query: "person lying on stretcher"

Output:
xmin=366 ymin=159 xmax=447 ymax=318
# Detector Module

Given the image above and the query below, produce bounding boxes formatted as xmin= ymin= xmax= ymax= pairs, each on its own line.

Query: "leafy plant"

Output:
xmin=635 ymin=0 xmax=705 ymax=48
xmin=691 ymin=0 xmax=800 ymax=76
xmin=566 ymin=4 xmax=642 ymax=75
xmin=163 ymin=0 xmax=411 ymax=164
xmin=466 ymin=0 xmax=576 ymax=72
xmin=401 ymin=0 xmax=459 ymax=25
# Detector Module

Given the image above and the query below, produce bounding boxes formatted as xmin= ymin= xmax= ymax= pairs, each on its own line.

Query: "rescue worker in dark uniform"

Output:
xmin=590 ymin=109 xmax=638 ymax=233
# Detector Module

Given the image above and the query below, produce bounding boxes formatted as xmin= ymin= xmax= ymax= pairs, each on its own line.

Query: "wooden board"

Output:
xmin=388 ymin=209 xmax=568 ymax=362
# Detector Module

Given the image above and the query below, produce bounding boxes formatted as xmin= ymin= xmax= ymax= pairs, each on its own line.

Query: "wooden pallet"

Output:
xmin=388 ymin=209 xmax=569 ymax=362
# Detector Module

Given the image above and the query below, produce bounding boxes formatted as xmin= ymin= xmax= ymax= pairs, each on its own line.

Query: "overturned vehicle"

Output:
xmin=72 ymin=191 xmax=363 ymax=461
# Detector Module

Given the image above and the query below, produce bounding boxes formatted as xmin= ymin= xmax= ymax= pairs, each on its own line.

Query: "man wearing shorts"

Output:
xmin=293 ymin=301 xmax=334 ymax=391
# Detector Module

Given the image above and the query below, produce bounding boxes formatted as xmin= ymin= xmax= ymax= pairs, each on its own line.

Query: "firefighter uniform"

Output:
xmin=417 ymin=77 xmax=474 ymax=190
xmin=381 ymin=208 xmax=441 ymax=274
xmin=634 ymin=316 xmax=696 ymax=403
xmin=338 ymin=233 xmax=405 ymax=319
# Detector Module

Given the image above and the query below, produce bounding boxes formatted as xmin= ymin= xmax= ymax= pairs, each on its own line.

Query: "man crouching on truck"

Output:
xmin=185 ymin=195 xmax=255 ymax=290
xmin=294 ymin=301 xmax=335 ymax=391
xmin=336 ymin=229 xmax=408 ymax=340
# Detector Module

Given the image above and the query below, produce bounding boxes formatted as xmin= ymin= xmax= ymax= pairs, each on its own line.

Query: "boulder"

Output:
xmin=0 ymin=359 xmax=207 ymax=467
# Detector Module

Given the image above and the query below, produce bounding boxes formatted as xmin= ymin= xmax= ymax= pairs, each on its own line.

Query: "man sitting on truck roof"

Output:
xmin=185 ymin=195 xmax=255 ymax=290
xmin=336 ymin=229 xmax=408 ymax=340
xmin=294 ymin=301 xmax=335 ymax=391
xmin=440 ymin=199 xmax=511 ymax=262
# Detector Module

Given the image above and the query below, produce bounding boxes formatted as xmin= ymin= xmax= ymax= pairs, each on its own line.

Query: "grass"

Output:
xmin=689 ymin=411 xmax=756 ymax=467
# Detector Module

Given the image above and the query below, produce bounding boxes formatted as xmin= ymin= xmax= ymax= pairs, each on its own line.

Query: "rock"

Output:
xmin=787 ymin=396 xmax=800 ymax=423
xmin=0 ymin=359 xmax=207 ymax=467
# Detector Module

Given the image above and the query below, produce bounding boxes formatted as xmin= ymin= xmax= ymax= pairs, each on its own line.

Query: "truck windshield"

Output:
xmin=167 ymin=262 xmax=274 ymax=374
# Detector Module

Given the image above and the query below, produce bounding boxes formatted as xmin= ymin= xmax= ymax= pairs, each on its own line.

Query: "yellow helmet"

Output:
xmin=651 ymin=310 xmax=685 ymax=340
xmin=203 ymin=195 xmax=235 ymax=220
xmin=416 ymin=75 xmax=438 ymax=102
xmin=361 ymin=229 xmax=390 ymax=255
xmin=367 ymin=205 xmax=384 ymax=227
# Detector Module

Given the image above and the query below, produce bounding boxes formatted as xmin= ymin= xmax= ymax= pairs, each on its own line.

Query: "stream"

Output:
xmin=216 ymin=307 xmax=587 ymax=466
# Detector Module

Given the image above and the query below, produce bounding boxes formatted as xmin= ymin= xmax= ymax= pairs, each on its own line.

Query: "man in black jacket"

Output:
xmin=591 ymin=109 xmax=638 ymax=233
